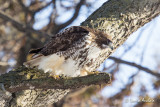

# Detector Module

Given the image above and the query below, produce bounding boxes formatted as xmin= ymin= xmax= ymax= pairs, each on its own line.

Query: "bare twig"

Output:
xmin=18 ymin=0 xmax=33 ymax=14
xmin=33 ymin=1 xmax=52 ymax=13
xmin=19 ymin=0 xmax=52 ymax=14
xmin=109 ymin=57 xmax=160 ymax=78
xmin=53 ymin=0 xmax=85 ymax=33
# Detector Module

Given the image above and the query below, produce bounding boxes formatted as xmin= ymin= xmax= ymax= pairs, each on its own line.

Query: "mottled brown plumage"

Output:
xmin=24 ymin=26 xmax=113 ymax=77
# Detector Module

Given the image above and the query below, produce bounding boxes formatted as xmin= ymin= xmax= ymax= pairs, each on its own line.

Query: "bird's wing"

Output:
xmin=29 ymin=26 xmax=89 ymax=57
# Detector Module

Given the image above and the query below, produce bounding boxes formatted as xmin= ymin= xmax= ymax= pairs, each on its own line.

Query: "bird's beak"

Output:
xmin=109 ymin=42 xmax=114 ymax=50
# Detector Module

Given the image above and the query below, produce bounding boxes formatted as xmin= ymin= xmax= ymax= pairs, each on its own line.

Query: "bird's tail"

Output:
xmin=23 ymin=57 xmax=41 ymax=67
xmin=23 ymin=48 xmax=43 ymax=67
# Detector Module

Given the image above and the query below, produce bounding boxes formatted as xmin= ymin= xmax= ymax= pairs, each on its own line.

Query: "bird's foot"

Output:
xmin=59 ymin=74 xmax=68 ymax=79
xmin=88 ymin=70 xmax=100 ymax=75
xmin=49 ymin=74 xmax=60 ymax=79
xmin=81 ymin=69 xmax=100 ymax=76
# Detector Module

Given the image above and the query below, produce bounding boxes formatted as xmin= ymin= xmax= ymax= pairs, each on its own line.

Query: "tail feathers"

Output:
xmin=24 ymin=47 xmax=44 ymax=68
xmin=29 ymin=47 xmax=43 ymax=54
xmin=31 ymin=53 xmax=43 ymax=59
xmin=23 ymin=56 xmax=42 ymax=68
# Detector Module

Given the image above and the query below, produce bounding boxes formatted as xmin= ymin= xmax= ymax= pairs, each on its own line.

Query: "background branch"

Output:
xmin=109 ymin=57 xmax=160 ymax=78
xmin=52 ymin=0 xmax=86 ymax=33
xmin=0 ymin=11 xmax=51 ymax=37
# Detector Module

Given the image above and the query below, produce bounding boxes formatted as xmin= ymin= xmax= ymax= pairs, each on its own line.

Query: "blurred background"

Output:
xmin=0 ymin=0 xmax=160 ymax=107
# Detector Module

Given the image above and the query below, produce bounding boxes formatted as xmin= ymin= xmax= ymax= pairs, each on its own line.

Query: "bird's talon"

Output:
xmin=59 ymin=74 xmax=66 ymax=79
xmin=87 ymin=71 xmax=100 ymax=75
xmin=93 ymin=71 xmax=100 ymax=74
xmin=50 ymin=74 xmax=60 ymax=79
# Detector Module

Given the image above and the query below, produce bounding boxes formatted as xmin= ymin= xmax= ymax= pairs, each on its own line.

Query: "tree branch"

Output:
xmin=0 ymin=11 xmax=52 ymax=37
xmin=0 ymin=67 xmax=110 ymax=106
xmin=33 ymin=1 xmax=52 ymax=13
xmin=59 ymin=0 xmax=85 ymax=28
xmin=18 ymin=0 xmax=52 ymax=15
xmin=0 ymin=66 xmax=110 ymax=93
xmin=52 ymin=0 xmax=85 ymax=33
xmin=81 ymin=0 xmax=160 ymax=48
xmin=109 ymin=57 xmax=160 ymax=78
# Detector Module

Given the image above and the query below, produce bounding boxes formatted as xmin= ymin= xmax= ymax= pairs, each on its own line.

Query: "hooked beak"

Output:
xmin=108 ymin=42 xmax=114 ymax=50
xmin=101 ymin=42 xmax=114 ymax=50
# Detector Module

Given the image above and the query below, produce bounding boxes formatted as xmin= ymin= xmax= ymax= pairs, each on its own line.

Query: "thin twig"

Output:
xmin=108 ymin=57 xmax=160 ymax=78
xmin=53 ymin=0 xmax=85 ymax=33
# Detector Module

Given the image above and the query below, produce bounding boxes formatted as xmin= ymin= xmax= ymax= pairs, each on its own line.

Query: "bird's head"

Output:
xmin=80 ymin=26 xmax=114 ymax=50
xmin=94 ymin=30 xmax=114 ymax=50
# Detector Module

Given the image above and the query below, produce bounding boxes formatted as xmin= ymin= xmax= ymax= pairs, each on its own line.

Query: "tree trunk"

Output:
xmin=0 ymin=0 xmax=160 ymax=106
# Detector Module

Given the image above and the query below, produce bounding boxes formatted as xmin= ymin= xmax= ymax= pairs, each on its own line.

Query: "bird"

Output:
xmin=23 ymin=26 xmax=113 ymax=77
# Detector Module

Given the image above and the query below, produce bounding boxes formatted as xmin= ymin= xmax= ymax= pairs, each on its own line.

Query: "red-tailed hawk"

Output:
xmin=24 ymin=26 xmax=113 ymax=77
